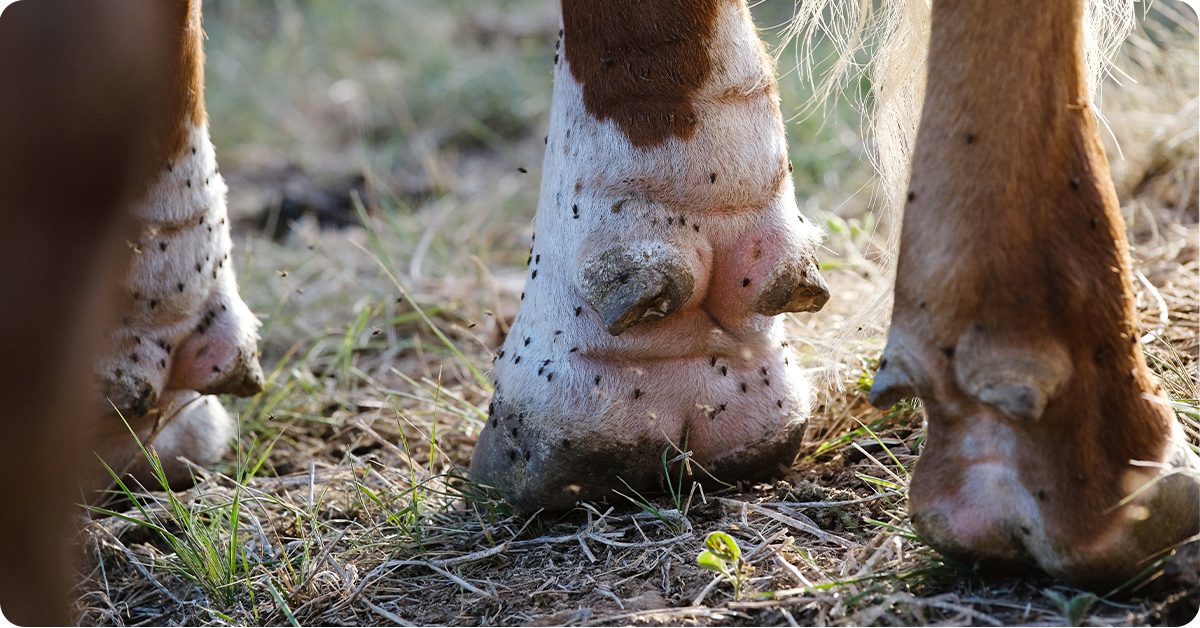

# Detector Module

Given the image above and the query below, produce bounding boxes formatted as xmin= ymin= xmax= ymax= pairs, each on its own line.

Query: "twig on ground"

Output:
xmin=421 ymin=561 xmax=497 ymax=600
xmin=751 ymin=492 xmax=903 ymax=508
xmin=291 ymin=527 xmax=349 ymax=597
xmin=774 ymin=553 xmax=815 ymax=588
xmin=1136 ymin=269 xmax=1171 ymax=343
xmin=742 ymin=527 xmax=789 ymax=564
xmin=719 ymin=500 xmax=859 ymax=549
xmin=595 ymin=589 xmax=624 ymax=609
xmin=92 ymin=523 xmax=184 ymax=606
xmin=691 ymin=574 xmax=724 ymax=607
xmin=437 ymin=542 xmax=509 ymax=568
xmin=585 ymin=605 xmax=746 ymax=626
xmin=361 ymin=599 xmax=418 ymax=626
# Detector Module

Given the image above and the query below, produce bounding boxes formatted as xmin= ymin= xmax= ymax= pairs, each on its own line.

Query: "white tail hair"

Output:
xmin=781 ymin=0 xmax=1136 ymax=382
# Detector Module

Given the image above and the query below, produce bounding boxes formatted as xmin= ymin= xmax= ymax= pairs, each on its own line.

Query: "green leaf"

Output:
xmin=856 ymin=474 xmax=902 ymax=490
xmin=1044 ymin=590 xmax=1096 ymax=627
xmin=704 ymin=531 xmax=741 ymax=562
xmin=696 ymin=550 xmax=728 ymax=574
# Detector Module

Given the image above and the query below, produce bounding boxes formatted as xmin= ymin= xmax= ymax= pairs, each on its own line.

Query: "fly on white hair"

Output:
xmin=775 ymin=0 xmax=1137 ymax=386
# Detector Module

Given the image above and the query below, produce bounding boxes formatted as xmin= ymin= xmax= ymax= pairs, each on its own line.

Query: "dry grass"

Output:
xmin=70 ymin=1 xmax=1198 ymax=626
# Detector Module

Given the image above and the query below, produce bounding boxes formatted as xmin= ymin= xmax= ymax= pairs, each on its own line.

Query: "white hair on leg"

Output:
xmin=778 ymin=0 xmax=1135 ymax=384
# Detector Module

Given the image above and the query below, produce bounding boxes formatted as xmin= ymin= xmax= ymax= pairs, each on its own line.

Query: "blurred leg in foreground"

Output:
xmin=0 ymin=1 xmax=171 ymax=623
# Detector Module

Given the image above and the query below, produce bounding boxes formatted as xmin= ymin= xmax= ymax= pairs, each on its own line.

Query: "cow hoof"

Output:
xmin=911 ymin=428 xmax=1199 ymax=590
xmin=96 ymin=120 xmax=262 ymax=418
xmin=471 ymin=373 xmax=808 ymax=513
xmin=890 ymin=329 xmax=1200 ymax=590
xmin=470 ymin=0 xmax=827 ymax=514
xmin=88 ymin=390 xmax=234 ymax=495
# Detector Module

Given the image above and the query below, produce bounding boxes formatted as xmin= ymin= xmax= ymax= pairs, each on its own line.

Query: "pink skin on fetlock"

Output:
xmin=167 ymin=294 xmax=262 ymax=395
xmin=470 ymin=0 xmax=828 ymax=512
xmin=710 ymin=212 xmax=827 ymax=322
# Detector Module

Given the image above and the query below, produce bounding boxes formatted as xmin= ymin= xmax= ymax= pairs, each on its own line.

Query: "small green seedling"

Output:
xmin=697 ymin=531 xmax=746 ymax=600
xmin=1044 ymin=589 xmax=1096 ymax=627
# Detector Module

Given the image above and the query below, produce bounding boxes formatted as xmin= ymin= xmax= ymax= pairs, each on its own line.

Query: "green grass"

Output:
xmin=90 ymin=415 xmax=275 ymax=608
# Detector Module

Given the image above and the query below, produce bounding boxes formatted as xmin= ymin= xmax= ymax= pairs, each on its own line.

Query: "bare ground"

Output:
xmin=71 ymin=205 xmax=1199 ymax=625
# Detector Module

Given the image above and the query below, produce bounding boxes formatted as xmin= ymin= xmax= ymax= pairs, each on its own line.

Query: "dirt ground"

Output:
xmin=71 ymin=230 xmax=1200 ymax=626
xmin=70 ymin=1 xmax=1198 ymax=626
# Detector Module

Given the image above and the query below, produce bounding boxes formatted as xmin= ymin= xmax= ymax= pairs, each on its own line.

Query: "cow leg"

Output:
xmin=872 ymin=0 xmax=1200 ymax=589
xmin=470 ymin=0 xmax=829 ymax=512
xmin=88 ymin=0 xmax=264 ymax=494
xmin=0 ymin=1 xmax=177 ymax=623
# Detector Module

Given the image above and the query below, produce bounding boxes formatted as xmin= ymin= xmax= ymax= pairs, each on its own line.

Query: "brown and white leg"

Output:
xmin=471 ymin=0 xmax=829 ymax=511
xmin=871 ymin=0 xmax=1199 ymax=589
xmin=90 ymin=0 xmax=263 ymax=494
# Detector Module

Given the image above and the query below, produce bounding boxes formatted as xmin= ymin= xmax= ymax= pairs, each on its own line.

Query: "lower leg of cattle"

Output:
xmin=470 ymin=0 xmax=829 ymax=511
xmin=83 ymin=0 xmax=264 ymax=496
xmin=871 ymin=0 xmax=1200 ymax=589
xmin=0 ymin=2 xmax=173 ymax=624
